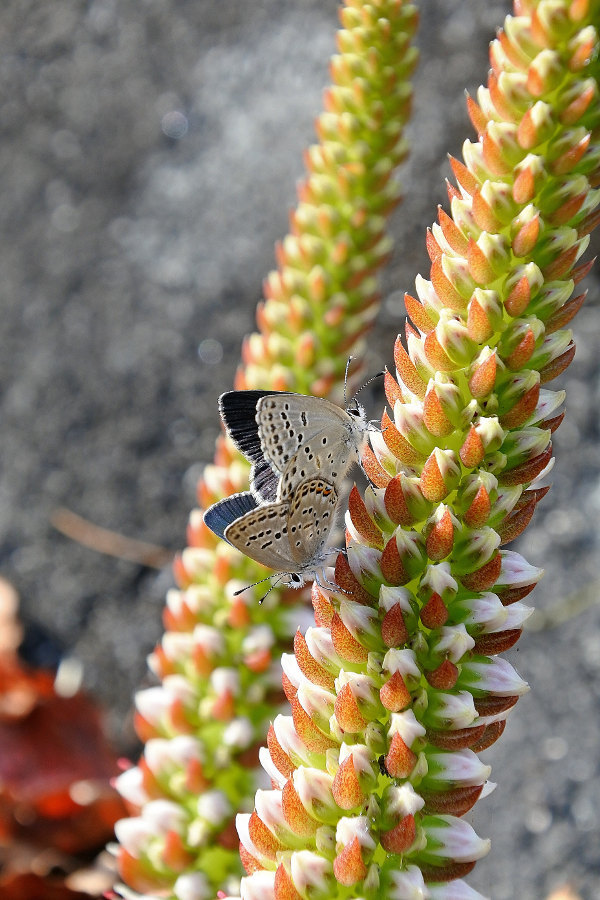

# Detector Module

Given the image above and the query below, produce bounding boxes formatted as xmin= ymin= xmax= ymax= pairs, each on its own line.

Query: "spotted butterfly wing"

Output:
xmin=219 ymin=390 xmax=369 ymax=502
xmin=285 ymin=477 xmax=339 ymax=566
xmin=211 ymin=477 xmax=338 ymax=577
xmin=255 ymin=394 xmax=356 ymax=473
xmin=218 ymin=390 xmax=284 ymax=502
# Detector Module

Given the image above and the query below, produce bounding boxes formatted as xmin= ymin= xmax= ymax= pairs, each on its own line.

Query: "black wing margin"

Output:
xmin=250 ymin=459 xmax=280 ymax=503
xmin=219 ymin=391 xmax=278 ymax=462
xmin=203 ymin=491 xmax=258 ymax=543
xmin=219 ymin=390 xmax=285 ymax=502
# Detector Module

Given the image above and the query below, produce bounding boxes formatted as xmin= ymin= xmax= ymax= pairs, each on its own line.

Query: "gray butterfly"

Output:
xmin=219 ymin=380 xmax=379 ymax=503
xmin=203 ymin=475 xmax=340 ymax=596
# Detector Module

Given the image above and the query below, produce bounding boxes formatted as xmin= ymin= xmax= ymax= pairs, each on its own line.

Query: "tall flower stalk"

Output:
xmin=237 ymin=2 xmax=600 ymax=898
xmin=113 ymin=3 xmax=418 ymax=898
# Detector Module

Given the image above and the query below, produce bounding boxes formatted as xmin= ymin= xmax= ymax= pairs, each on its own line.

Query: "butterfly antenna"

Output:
xmin=353 ymin=370 xmax=385 ymax=399
xmin=344 ymin=356 xmax=353 ymax=407
xmin=233 ymin=574 xmax=276 ymax=597
xmin=259 ymin=574 xmax=286 ymax=604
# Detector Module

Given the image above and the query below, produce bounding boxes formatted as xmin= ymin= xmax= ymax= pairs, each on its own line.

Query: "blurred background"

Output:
xmin=0 ymin=1 xmax=599 ymax=898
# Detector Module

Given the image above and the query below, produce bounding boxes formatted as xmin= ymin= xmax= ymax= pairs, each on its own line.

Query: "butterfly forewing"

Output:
xmin=256 ymin=394 xmax=351 ymax=473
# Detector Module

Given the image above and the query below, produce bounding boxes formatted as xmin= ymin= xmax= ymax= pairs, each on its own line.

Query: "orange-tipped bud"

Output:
xmin=423 ymin=387 xmax=454 ymax=437
xmin=512 ymin=165 xmax=536 ymax=204
xmin=448 ymin=155 xmax=478 ymax=195
xmin=361 ymin=444 xmax=391 ymax=488
xmin=333 ymin=836 xmax=368 ymax=886
xmin=291 ymin=698 xmax=337 ymax=753
xmin=380 ymin=814 xmax=416 ymax=853
xmin=312 ymin=583 xmax=335 ymax=626
xmin=504 ymin=274 xmax=531 ymax=317
xmin=212 ymin=689 xmax=235 ymax=721
xmin=505 ymin=328 xmax=536 ymax=370
xmin=527 ymin=49 xmax=563 ymax=97
xmin=380 ymin=670 xmax=412 ymax=712
xmin=420 ymin=449 xmax=460 ymax=502
xmin=394 ymin=337 xmax=428 ymax=398
xmin=335 ymin=683 xmax=369 ymax=733
xmin=426 ymin=659 xmax=459 ymax=690
xmin=426 ymin=227 xmax=443 ymax=263
xmin=385 ymin=732 xmax=417 ymax=779
xmin=348 ymin=486 xmax=384 ymax=548
xmin=469 ymin=352 xmax=497 ymax=398
xmin=238 ymin=843 xmax=264 ymax=876
xmin=331 ymin=613 xmax=369 ymax=664
xmin=569 ymin=26 xmax=597 ymax=71
xmin=381 ymin=603 xmax=409 ymax=648
xmin=424 ymin=330 xmax=459 ymax=373
xmin=162 ymin=830 xmax=195 ymax=871
xmin=472 ymin=189 xmax=503 ymax=232
xmin=334 ymin=554 xmax=375 ymax=606
xmin=551 ymin=132 xmax=590 ymax=175
xmin=481 ymin=130 xmax=512 ymax=176
xmin=274 ymin=863 xmax=303 ymax=900
xmin=517 ymin=101 xmax=554 ymax=150
xmin=512 ymin=213 xmax=540 ymax=257
xmin=499 ymin=382 xmax=540 ymax=428
xmin=248 ymin=811 xmax=285 ymax=860
xmin=332 ymin=754 xmax=366 ymax=810
xmin=461 ymin=552 xmax=502 ymax=591
xmin=467 ymin=237 xmax=497 ymax=285
xmin=384 ymin=475 xmax=414 ymax=526
xmin=463 ymin=484 xmax=492 ymax=528
xmin=466 ymin=93 xmax=487 ymax=136
xmin=431 ymin=258 xmax=468 ymax=312
xmin=437 ymin=206 xmax=469 ymax=254
xmin=294 ymin=630 xmax=336 ymax=691
xmin=548 ymin=191 xmax=586 ymax=225
xmin=560 ymin=81 xmax=596 ymax=125
xmin=267 ymin=725 xmax=295 ymax=779
xmin=381 ymin=410 xmax=423 ymax=466
xmin=380 ymin=535 xmax=410 ymax=586
xmin=420 ymin=592 xmax=448 ymax=628
xmin=426 ymin=509 xmax=454 ymax=560
xmin=281 ymin=779 xmax=318 ymax=837
xmin=405 ymin=292 xmax=435 ymax=333
xmin=384 ymin=369 xmax=404 ymax=407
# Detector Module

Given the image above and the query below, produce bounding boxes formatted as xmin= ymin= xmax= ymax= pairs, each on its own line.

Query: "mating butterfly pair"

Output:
xmin=204 ymin=374 xmax=380 ymax=598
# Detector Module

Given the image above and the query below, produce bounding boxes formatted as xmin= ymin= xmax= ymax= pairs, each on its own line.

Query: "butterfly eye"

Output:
xmin=290 ymin=573 xmax=302 ymax=585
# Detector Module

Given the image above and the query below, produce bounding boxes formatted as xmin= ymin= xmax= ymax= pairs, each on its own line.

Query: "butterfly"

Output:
xmin=218 ymin=362 xmax=382 ymax=503
xmin=203 ymin=475 xmax=340 ymax=598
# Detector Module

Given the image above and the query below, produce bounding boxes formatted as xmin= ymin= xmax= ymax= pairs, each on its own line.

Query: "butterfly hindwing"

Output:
xmin=277 ymin=430 xmax=356 ymax=499
xmin=287 ymin=477 xmax=339 ymax=565
xmin=224 ymin=499 xmax=299 ymax=572
xmin=203 ymin=491 xmax=259 ymax=544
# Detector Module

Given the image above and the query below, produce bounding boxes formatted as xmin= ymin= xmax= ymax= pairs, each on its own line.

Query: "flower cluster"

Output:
xmin=237 ymin=2 xmax=600 ymax=898
xmin=113 ymin=3 xmax=418 ymax=898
